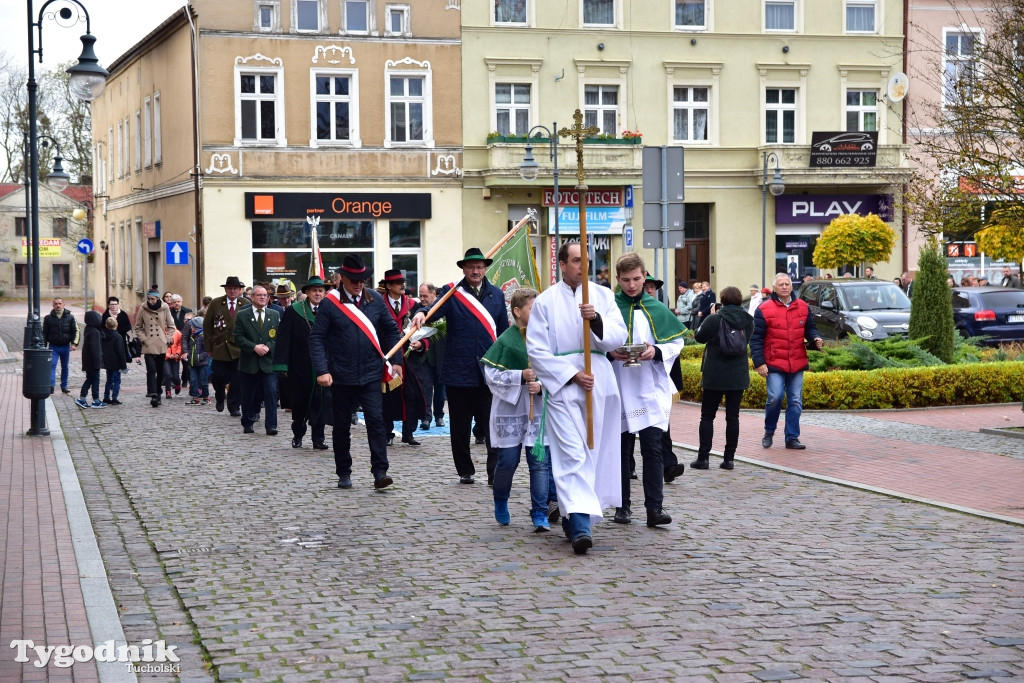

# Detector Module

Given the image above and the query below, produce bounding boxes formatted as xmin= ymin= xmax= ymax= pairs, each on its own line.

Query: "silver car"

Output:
xmin=797 ymin=279 xmax=911 ymax=340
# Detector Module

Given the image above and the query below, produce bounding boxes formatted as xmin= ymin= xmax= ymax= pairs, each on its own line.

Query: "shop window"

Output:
xmin=251 ymin=219 xmax=374 ymax=289
xmin=52 ymin=264 xmax=70 ymax=288
xmin=584 ymin=84 xmax=618 ymax=136
xmin=495 ymin=83 xmax=531 ymax=136
xmin=673 ymin=86 xmax=709 ymax=142
xmin=846 ymin=90 xmax=878 ymax=131
xmin=389 ymin=221 xmax=421 ymax=292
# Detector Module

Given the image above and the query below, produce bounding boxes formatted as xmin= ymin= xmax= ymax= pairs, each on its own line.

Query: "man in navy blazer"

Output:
xmin=412 ymin=247 xmax=510 ymax=485
xmin=233 ymin=285 xmax=281 ymax=436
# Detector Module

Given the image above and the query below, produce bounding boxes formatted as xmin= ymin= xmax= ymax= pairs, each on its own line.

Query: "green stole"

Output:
xmin=481 ymin=325 xmax=528 ymax=371
xmin=614 ymin=291 xmax=687 ymax=344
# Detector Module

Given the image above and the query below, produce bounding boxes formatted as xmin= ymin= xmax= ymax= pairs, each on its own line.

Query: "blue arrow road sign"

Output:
xmin=77 ymin=238 xmax=94 ymax=255
xmin=166 ymin=241 xmax=189 ymax=266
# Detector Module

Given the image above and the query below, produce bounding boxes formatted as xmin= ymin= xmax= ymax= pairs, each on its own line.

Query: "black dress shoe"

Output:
xmin=646 ymin=508 xmax=672 ymax=527
xmin=762 ymin=432 xmax=773 ymax=448
xmin=613 ymin=507 xmax=631 ymax=524
xmin=266 ymin=429 xmax=278 ymax=436
xmin=292 ymin=439 xmax=302 ymax=448
xmin=243 ymin=426 xmax=255 ymax=434
xmin=312 ymin=442 xmax=329 ymax=450
xmin=435 ymin=417 xmax=445 ymax=427
xmin=402 ymin=437 xmax=421 ymax=446
xmin=216 ymin=399 xmax=225 ymax=412
xmin=475 ymin=436 xmax=486 ymax=445
xmin=720 ymin=458 xmax=735 ymax=470
xmin=230 ymin=410 xmax=241 ymax=417
xmin=374 ymin=474 xmax=393 ymax=489
xmin=459 ymin=475 xmax=475 ymax=484
xmin=337 ymin=476 xmax=352 ymax=489
xmin=629 ymin=470 xmax=638 ymax=480
xmin=664 ymin=463 xmax=686 ymax=483
xmin=785 ymin=439 xmax=807 ymax=450
xmin=572 ymin=534 xmax=593 ymax=555
xmin=419 ymin=421 xmax=430 ymax=431
xmin=689 ymin=457 xmax=710 ymax=470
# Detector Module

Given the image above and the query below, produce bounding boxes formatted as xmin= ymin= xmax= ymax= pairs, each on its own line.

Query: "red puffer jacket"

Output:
xmin=749 ymin=295 xmax=818 ymax=373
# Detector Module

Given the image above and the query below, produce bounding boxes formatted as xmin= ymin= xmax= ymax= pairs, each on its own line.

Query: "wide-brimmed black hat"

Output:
xmin=457 ymin=247 xmax=492 ymax=268
xmin=383 ymin=269 xmax=406 ymax=284
xmin=338 ymin=254 xmax=372 ymax=281
xmin=301 ymin=276 xmax=326 ymax=293
xmin=221 ymin=276 xmax=245 ymax=288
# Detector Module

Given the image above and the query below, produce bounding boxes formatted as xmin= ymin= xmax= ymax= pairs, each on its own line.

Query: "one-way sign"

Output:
xmin=166 ymin=241 xmax=189 ymax=266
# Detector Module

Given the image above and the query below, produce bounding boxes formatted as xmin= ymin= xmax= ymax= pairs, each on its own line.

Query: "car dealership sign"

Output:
xmin=776 ymin=194 xmax=893 ymax=224
xmin=810 ymin=131 xmax=878 ymax=167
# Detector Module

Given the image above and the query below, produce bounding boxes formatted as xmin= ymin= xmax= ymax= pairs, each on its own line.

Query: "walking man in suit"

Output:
xmin=234 ymin=285 xmax=280 ymax=436
xmin=204 ymin=276 xmax=251 ymax=416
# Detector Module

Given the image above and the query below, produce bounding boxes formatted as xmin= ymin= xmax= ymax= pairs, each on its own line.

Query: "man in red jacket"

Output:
xmin=749 ymin=273 xmax=823 ymax=450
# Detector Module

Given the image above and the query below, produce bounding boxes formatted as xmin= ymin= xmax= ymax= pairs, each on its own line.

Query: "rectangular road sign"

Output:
xmin=166 ymin=241 xmax=189 ymax=266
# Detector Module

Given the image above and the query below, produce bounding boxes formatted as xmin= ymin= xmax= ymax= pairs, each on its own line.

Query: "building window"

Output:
xmin=15 ymin=263 xmax=29 ymax=288
xmin=495 ymin=83 xmax=530 ymax=136
xmin=672 ymin=86 xmax=709 ymax=142
xmin=494 ymin=0 xmax=526 ymax=23
xmin=260 ymin=5 xmax=273 ymax=28
xmin=343 ymin=0 xmax=371 ymax=34
xmin=845 ymin=0 xmax=875 ymax=33
xmin=846 ymin=90 xmax=877 ymax=131
xmin=675 ymin=0 xmax=706 ymax=29
xmin=388 ymin=76 xmax=426 ymax=144
xmin=15 ymin=217 xmax=27 ymax=236
xmin=116 ymin=123 xmax=123 ymax=179
xmin=944 ymin=30 xmax=980 ymax=105
xmin=584 ymin=84 xmax=618 ymax=136
xmin=764 ymin=0 xmax=795 ymax=31
xmin=237 ymin=70 xmax=285 ymax=145
xmin=107 ymin=127 xmax=114 ymax=182
xmin=385 ymin=4 xmax=410 ymax=37
xmin=294 ymin=0 xmax=321 ymax=31
xmin=582 ymin=0 xmax=614 ymax=26
xmin=52 ymin=264 xmax=70 ymax=288
xmin=123 ymin=117 xmax=130 ymax=176
xmin=53 ymin=217 xmax=68 ymax=238
xmin=389 ymin=221 xmax=421 ymax=292
xmin=153 ymin=93 xmax=162 ymax=164
xmin=255 ymin=1 xmax=280 ymax=31
xmin=312 ymin=71 xmax=358 ymax=145
xmin=765 ymin=87 xmax=797 ymax=143
xmin=143 ymin=97 xmax=152 ymax=168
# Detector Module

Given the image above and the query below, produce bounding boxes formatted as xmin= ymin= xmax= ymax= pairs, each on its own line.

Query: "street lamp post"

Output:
xmin=98 ymin=239 xmax=109 ymax=302
xmin=519 ymin=123 xmax=560 ymax=279
xmin=761 ymin=151 xmax=786 ymax=288
xmin=23 ymin=0 xmax=108 ymax=436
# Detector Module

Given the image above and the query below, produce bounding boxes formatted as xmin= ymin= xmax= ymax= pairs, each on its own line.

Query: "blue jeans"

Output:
xmin=104 ymin=369 xmax=121 ymax=401
xmin=50 ymin=344 xmax=71 ymax=390
xmin=492 ymin=445 xmax=552 ymax=518
xmin=764 ymin=370 xmax=804 ymax=442
xmin=190 ymin=365 xmax=210 ymax=398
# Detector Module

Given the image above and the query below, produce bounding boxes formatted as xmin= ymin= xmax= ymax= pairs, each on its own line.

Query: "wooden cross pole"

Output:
xmin=559 ymin=109 xmax=600 ymax=448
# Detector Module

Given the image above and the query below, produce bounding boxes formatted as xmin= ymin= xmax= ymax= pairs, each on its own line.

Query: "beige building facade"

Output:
xmin=463 ymin=0 xmax=910 ymax=293
xmin=90 ymin=0 xmax=463 ymax=310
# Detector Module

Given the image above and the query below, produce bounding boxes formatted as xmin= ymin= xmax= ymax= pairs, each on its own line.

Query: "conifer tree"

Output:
xmin=908 ymin=237 xmax=955 ymax=363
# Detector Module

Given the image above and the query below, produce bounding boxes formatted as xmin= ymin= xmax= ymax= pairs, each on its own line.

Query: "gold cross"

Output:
xmin=559 ymin=109 xmax=599 ymax=186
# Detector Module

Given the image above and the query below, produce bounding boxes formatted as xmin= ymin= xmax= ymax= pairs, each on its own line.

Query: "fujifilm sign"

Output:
xmin=775 ymin=194 xmax=894 ymax=224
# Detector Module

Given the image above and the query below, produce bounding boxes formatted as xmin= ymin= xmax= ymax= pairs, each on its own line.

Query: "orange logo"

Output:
xmin=254 ymin=195 xmax=274 ymax=215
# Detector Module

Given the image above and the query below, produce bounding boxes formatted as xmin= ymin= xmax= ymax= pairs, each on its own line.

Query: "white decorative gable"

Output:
xmin=312 ymin=45 xmax=356 ymax=65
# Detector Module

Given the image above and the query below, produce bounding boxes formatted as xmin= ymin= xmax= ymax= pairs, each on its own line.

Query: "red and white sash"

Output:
xmin=450 ymin=284 xmax=497 ymax=342
xmin=325 ymin=291 xmax=396 ymax=382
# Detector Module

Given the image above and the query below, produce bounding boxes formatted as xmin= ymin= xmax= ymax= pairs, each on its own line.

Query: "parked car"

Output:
xmin=797 ymin=278 xmax=911 ymax=340
xmin=952 ymin=286 xmax=1024 ymax=344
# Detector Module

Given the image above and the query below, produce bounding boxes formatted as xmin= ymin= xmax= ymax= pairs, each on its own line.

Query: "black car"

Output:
xmin=797 ymin=279 xmax=911 ymax=340
xmin=952 ymin=286 xmax=1024 ymax=344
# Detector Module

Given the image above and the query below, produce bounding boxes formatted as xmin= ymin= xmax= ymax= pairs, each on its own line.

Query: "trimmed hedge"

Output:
xmin=676 ymin=357 xmax=1024 ymax=409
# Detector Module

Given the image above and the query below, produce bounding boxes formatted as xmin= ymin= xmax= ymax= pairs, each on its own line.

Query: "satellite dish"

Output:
xmin=887 ymin=72 xmax=909 ymax=102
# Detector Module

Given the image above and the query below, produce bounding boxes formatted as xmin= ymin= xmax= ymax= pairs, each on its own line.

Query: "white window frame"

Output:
xmin=764 ymin=87 xmax=798 ymax=144
xmin=123 ymin=117 xmax=130 ymax=176
xmin=341 ymin=0 xmax=375 ymax=36
xmin=116 ymin=122 xmax=123 ymax=179
xmin=384 ymin=58 xmax=433 ymax=149
xmin=580 ymin=0 xmax=618 ymax=29
xmin=485 ymin=58 xmax=542 ymax=141
xmin=942 ymin=26 xmax=983 ymax=107
xmin=133 ymin=108 xmax=140 ymax=173
xmin=143 ymin=96 xmax=152 ymax=168
xmin=234 ymin=57 xmax=287 ymax=147
xmin=673 ymin=0 xmax=711 ymax=32
xmin=494 ymin=82 xmax=532 ymax=137
xmin=385 ymin=4 xmax=411 ymax=37
xmin=107 ymin=127 xmax=114 ymax=183
xmin=153 ymin=92 xmax=162 ymax=164
xmin=844 ymin=89 xmax=878 ymax=131
xmin=292 ymin=0 xmax=325 ymax=33
xmin=309 ymin=68 xmax=361 ymax=148
xmin=492 ymin=0 xmax=530 ymax=26
xmin=583 ymin=83 xmax=620 ymax=136
xmin=665 ymin=62 xmax=720 ymax=145
xmin=838 ymin=66 xmax=887 ymax=143
xmin=388 ymin=220 xmax=422 ymax=292
xmin=253 ymin=0 xmax=281 ymax=31
xmin=764 ymin=0 xmax=800 ymax=33
xmin=759 ymin=64 xmax=807 ymax=145
xmin=843 ymin=0 xmax=877 ymax=34
xmin=672 ymin=86 xmax=711 ymax=144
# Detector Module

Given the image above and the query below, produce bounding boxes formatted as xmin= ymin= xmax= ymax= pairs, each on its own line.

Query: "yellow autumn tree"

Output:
xmin=812 ymin=213 xmax=897 ymax=272
xmin=975 ymin=207 xmax=1024 ymax=262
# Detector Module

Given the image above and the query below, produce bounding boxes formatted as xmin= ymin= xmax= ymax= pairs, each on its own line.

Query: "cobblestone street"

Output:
xmin=2 ymin=302 xmax=1023 ymax=681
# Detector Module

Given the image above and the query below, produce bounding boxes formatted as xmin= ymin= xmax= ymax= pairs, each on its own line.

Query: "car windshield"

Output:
xmin=838 ymin=284 xmax=910 ymax=311
xmin=978 ymin=291 xmax=1024 ymax=309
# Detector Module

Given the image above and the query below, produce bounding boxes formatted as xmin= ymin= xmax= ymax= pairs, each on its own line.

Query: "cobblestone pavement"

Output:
xmin=2 ymin=302 xmax=1023 ymax=681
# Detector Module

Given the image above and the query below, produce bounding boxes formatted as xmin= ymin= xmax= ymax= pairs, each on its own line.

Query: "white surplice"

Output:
xmin=483 ymin=364 xmax=544 ymax=449
xmin=612 ymin=309 xmax=685 ymax=433
xmin=527 ymin=280 xmax=628 ymax=523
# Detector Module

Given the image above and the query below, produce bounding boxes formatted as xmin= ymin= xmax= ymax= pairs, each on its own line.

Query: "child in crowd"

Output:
xmin=101 ymin=316 xmax=127 ymax=405
xmin=480 ymin=288 xmax=556 ymax=532
xmin=75 ymin=311 xmax=106 ymax=409
xmin=163 ymin=324 xmax=182 ymax=399
xmin=183 ymin=316 xmax=211 ymax=405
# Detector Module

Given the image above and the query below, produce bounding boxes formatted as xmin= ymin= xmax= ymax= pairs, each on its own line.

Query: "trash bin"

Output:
xmin=23 ymin=348 xmax=52 ymax=400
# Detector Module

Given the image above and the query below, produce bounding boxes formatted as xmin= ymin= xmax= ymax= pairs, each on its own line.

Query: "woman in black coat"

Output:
xmin=692 ymin=286 xmax=755 ymax=470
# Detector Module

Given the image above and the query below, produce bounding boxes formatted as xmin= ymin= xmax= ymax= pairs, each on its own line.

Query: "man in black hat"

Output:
xmin=309 ymin=255 xmax=402 ymax=490
xmin=204 ymin=276 xmax=252 ymax=416
xmin=411 ymin=247 xmax=509 ymax=485
xmin=381 ymin=269 xmax=429 ymax=446
xmin=273 ymin=276 xmax=330 ymax=450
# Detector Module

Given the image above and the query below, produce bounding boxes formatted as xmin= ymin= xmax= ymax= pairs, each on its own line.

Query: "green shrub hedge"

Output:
xmin=676 ymin=358 xmax=1024 ymax=409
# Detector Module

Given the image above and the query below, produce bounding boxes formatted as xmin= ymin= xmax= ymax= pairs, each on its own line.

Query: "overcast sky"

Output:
xmin=1 ymin=0 xmax=188 ymax=72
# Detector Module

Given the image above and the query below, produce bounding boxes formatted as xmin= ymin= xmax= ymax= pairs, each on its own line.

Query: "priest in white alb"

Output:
xmin=527 ymin=242 xmax=628 ymax=554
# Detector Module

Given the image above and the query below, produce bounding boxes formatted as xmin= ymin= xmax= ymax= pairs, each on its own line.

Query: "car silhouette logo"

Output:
xmin=812 ymin=132 xmax=875 ymax=152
